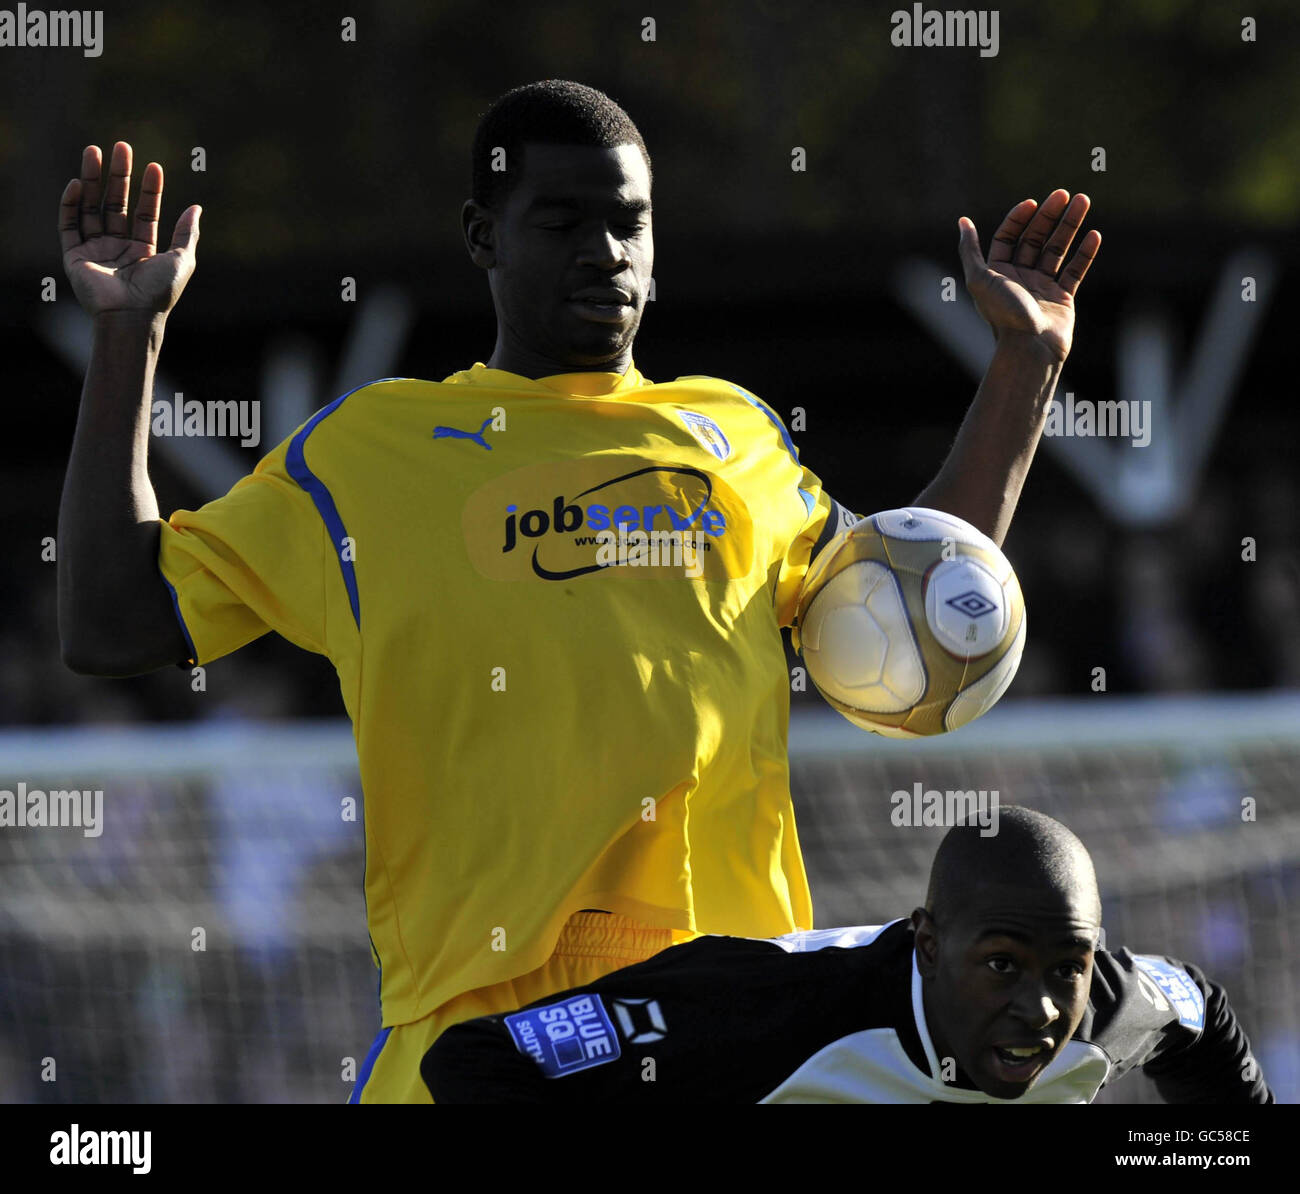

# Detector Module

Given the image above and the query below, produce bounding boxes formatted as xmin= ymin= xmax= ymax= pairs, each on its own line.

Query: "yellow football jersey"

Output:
xmin=157 ymin=363 xmax=852 ymax=1026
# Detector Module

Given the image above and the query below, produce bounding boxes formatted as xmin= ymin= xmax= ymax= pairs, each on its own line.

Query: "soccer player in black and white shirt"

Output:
xmin=423 ymin=807 xmax=1272 ymax=1103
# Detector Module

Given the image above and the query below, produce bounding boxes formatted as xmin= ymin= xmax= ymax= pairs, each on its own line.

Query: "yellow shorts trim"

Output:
xmin=352 ymin=912 xmax=679 ymax=1104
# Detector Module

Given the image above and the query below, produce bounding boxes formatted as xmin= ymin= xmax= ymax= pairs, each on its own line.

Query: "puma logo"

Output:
xmin=432 ymin=416 xmax=494 ymax=450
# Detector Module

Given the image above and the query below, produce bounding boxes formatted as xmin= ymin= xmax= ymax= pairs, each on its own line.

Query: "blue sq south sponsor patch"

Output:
xmin=1133 ymin=955 xmax=1206 ymax=1031
xmin=505 ymin=994 xmax=621 ymax=1078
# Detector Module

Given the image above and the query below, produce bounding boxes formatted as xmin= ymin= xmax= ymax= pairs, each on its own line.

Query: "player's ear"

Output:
xmin=462 ymin=200 xmax=497 ymax=269
xmin=912 ymin=907 xmax=939 ymax=978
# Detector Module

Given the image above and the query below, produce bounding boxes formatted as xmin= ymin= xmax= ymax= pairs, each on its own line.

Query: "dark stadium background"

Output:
xmin=1 ymin=0 xmax=1297 ymax=1104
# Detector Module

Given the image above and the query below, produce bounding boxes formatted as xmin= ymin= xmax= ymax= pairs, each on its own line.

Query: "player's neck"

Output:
xmin=485 ymin=338 xmax=633 ymax=380
xmin=920 ymin=983 xmax=979 ymax=1091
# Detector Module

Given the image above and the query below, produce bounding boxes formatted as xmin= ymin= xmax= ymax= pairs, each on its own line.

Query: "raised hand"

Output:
xmin=58 ymin=141 xmax=201 ymax=318
xmin=957 ymin=190 xmax=1100 ymax=363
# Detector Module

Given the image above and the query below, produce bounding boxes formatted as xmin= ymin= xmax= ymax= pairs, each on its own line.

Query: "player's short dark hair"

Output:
xmin=470 ymin=80 xmax=653 ymax=210
xmin=925 ymin=806 xmax=1101 ymax=928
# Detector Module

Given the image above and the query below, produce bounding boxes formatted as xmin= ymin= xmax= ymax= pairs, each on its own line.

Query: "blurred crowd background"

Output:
xmin=3 ymin=0 xmax=1299 ymax=724
xmin=1 ymin=0 xmax=1298 ymax=1103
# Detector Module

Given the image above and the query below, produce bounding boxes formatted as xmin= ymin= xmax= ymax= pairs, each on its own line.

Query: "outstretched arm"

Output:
xmin=914 ymin=190 xmax=1100 ymax=546
xmin=57 ymin=142 xmax=201 ymax=674
xmin=1141 ymin=961 xmax=1274 ymax=1104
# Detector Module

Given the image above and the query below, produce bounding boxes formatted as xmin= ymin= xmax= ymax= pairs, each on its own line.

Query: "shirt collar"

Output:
xmin=448 ymin=361 xmax=646 ymax=397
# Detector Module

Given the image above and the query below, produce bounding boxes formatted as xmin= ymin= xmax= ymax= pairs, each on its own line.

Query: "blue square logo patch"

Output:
xmin=505 ymin=994 xmax=621 ymax=1078
xmin=1133 ymin=955 xmax=1206 ymax=1031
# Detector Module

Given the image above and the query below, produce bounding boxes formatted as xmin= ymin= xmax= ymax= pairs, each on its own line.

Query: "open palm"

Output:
xmin=59 ymin=142 xmax=200 ymax=317
xmin=958 ymin=190 xmax=1100 ymax=363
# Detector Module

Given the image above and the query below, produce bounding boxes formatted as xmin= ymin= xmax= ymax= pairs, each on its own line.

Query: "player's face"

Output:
xmin=915 ymin=885 xmax=1098 ymax=1100
xmin=471 ymin=143 xmax=653 ymax=372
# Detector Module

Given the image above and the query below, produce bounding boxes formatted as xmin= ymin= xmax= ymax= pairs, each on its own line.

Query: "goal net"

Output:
xmin=790 ymin=693 xmax=1300 ymax=1105
xmin=1 ymin=694 xmax=1296 ymax=1103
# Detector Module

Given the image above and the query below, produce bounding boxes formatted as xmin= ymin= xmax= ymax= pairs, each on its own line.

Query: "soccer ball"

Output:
xmin=792 ymin=507 xmax=1026 ymax=737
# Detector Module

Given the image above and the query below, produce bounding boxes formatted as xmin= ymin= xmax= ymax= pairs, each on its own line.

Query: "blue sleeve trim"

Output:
xmin=348 ymin=1024 xmax=393 ymax=1104
xmin=288 ymin=379 xmax=404 ymax=1017
xmin=284 ymin=380 xmax=400 ymax=631
xmin=726 ymin=383 xmax=816 ymax=517
xmin=159 ymin=564 xmax=198 ymax=666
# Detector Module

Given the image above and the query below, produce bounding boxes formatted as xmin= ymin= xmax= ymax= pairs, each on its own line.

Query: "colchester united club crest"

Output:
xmin=678 ymin=410 xmax=731 ymax=462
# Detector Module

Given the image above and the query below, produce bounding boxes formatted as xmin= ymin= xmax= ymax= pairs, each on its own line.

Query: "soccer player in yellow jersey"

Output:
xmin=56 ymin=81 xmax=1100 ymax=1103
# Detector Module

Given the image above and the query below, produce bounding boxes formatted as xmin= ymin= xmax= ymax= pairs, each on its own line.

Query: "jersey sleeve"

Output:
xmin=1091 ymin=949 xmax=1273 ymax=1104
xmin=729 ymin=389 xmax=859 ymax=629
xmin=1135 ymin=956 xmax=1274 ymax=1104
xmin=422 ymin=928 xmax=908 ymax=1103
xmin=423 ymin=935 xmax=845 ymax=1103
xmin=774 ymin=489 xmax=862 ymax=629
xmin=157 ymin=435 xmax=333 ymax=667
xmin=424 ymin=937 xmax=743 ymax=1103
